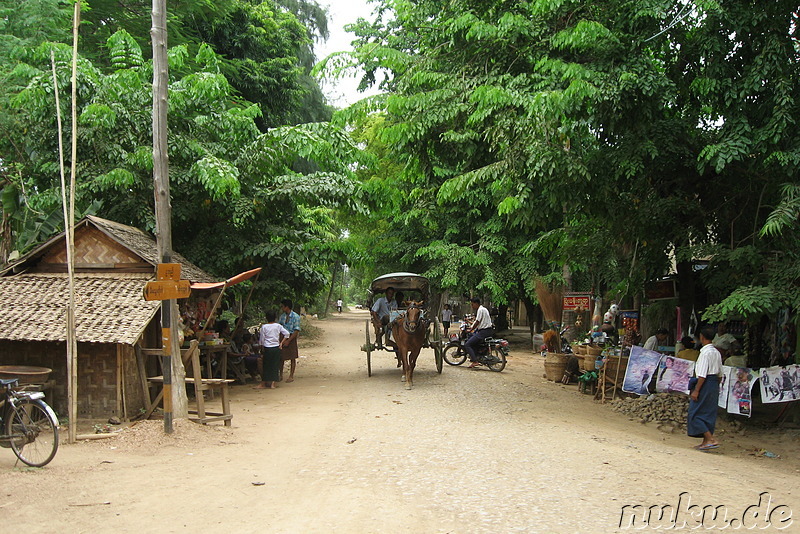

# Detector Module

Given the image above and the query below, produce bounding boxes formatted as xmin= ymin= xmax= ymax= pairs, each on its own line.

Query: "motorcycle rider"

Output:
xmin=466 ymin=297 xmax=494 ymax=368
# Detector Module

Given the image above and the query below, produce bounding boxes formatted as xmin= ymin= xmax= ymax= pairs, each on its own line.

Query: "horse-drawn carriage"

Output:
xmin=361 ymin=273 xmax=444 ymax=388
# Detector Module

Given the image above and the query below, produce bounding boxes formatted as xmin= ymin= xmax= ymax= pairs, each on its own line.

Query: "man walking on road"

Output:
xmin=687 ymin=326 xmax=722 ymax=451
xmin=465 ymin=297 xmax=493 ymax=368
xmin=279 ymin=299 xmax=301 ymax=383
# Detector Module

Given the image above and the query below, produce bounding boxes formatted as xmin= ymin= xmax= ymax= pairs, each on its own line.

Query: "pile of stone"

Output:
xmin=610 ymin=393 xmax=689 ymax=432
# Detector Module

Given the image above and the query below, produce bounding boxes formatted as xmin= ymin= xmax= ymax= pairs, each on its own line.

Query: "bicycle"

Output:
xmin=0 ymin=378 xmax=59 ymax=467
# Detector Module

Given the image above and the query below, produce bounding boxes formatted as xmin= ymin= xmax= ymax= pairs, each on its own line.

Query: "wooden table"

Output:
xmin=199 ymin=344 xmax=229 ymax=397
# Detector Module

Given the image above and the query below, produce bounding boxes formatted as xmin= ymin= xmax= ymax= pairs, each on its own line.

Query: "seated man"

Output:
xmin=370 ymin=287 xmax=397 ymax=348
xmin=465 ymin=298 xmax=494 ymax=368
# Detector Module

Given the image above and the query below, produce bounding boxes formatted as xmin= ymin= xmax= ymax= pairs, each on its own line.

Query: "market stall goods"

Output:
xmin=544 ymin=352 xmax=570 ymax=381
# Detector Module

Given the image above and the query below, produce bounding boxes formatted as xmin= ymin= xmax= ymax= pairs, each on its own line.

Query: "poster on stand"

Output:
xmin=654 ymin=355 xmax=695 ymax=394
xmin=726 ymin=367 xmax=758 ymax=417
xmin=718 ymin=365 xmax=731 ymax=409
xmin=623 ymin=346 xmax=663 ymax=395
xmin=759 ymin=365 xmax=800 ymax=403
xmin=622 ymin=346 xmax=695 ymax=395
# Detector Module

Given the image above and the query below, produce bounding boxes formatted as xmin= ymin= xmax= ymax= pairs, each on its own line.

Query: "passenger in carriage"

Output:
xmin=371 ymin=287 xmax=397 ymax=348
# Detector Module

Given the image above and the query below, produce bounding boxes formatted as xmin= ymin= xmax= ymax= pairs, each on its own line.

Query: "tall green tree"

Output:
xmin=328 ymin=0 xmax=799 ymax=335
xmin=79 ymin=0 xmax=332 ymax=128
xmin=2 ymin=31 xmax=365 ymax=301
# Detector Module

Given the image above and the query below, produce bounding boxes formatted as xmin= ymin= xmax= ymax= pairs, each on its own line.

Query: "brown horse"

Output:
xmin=391 ymin=301 xmax=427 ymax=389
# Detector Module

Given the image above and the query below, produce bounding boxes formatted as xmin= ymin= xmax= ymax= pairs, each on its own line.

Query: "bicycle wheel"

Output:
xmin=443 ymin=343 xmax=467 ymax=366
xmin=6 ymin=399 xmax=59 ymax=467
xmin=486 ymin=348 xmax=507 ymax=372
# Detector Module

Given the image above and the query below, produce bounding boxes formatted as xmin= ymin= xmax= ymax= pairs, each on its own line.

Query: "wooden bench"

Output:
xmin=142 ymin=340 xmax=233 ymax=426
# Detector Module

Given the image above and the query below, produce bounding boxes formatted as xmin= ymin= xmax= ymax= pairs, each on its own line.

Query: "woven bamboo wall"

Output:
xmin=41 ymin=225 xmax=142 ymax=266
xmin=0 ymin=340 xmax=147 ymax=420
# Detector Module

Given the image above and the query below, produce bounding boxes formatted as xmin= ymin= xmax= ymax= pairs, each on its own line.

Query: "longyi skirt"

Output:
xmin=262 ymin=346 xmax=282 ymax=382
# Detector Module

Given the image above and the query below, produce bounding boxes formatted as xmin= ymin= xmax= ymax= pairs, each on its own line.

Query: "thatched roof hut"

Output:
xmin=0 ymin=215 xmax=215 ymax=420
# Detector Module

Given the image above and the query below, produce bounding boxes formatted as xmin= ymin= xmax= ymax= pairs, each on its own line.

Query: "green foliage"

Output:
xmin=702 ymin=286 xmax=783 ymax=323
xmin=325 ymin=0 xmax=800 ymax=320
xmin=0 ymin=27 xmax=364 ymax=308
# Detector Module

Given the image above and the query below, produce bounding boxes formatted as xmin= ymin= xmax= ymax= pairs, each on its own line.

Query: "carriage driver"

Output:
xmin=465 ymin=297 xmax=494 ymax=368
xmin=371 ymin=287 xmax=398 ymax=348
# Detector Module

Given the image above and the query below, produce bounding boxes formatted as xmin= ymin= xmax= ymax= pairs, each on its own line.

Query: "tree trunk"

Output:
xmin=522 ymin=297 xmax=537 ymax=337
xmin=676 ymin=256 xmax=695 ymax=338
xmin=152 ymin=0 xmax=187 ymax=427
xmin=324 ymin=263 xmax=338 ymax=316
xmin=495 ymin=304 xmax=509 ymax=332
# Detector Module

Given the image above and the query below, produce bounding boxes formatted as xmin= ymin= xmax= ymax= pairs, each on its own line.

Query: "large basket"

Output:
xmin=573 ymin=345 xmax=587 ymax=355
xmin=544 ymin=352 xmax=570 ymax=381
xmin=602 ymin=355 xmax=629 ymax=384
xmin=0 ymin=365 xmax=52 ymax=385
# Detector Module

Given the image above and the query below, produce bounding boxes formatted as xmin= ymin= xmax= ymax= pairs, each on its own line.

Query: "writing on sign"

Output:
xmin=157 ymin=263 xmax=181 ymax=281
xmin=143 ymin=279 xmax=191 ymax=301
xmin=562 ymin=294 xmax=592 ymax=311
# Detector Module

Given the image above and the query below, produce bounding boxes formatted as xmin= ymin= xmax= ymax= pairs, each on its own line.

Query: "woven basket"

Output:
xmin=0 ymin=365 xmax=52 ymax=385
xmin=573 ymin=345 xmax=587 ymax=355
xmin=544 ymin=352 xmax=570 ymax=381
xmin=602 ymin=355 xmax=629 ymax=384
xmin=586 ymin=346 xmax=603 ymax=357
xmin=582 ymin=355 xmax=600 ymax=372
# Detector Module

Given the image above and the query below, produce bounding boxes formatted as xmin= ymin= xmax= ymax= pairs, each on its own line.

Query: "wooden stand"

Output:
xmin=594 ymin=355 xmax=628 ymax=403
xmin=143 ymin=340 xmax=233 ymax=426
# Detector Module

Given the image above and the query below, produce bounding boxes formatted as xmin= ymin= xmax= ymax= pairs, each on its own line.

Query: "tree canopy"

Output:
xmin=323 ymin=0 xmax=800 ymax=328
xmin=0 ymin=0 xmax=363 ymax=303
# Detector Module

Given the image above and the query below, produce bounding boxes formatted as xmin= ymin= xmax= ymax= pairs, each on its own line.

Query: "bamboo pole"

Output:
xmin=232 ymin=271 xmax=261 ymax=339
xmin=66 ymin=1 xmax=80 ymax=444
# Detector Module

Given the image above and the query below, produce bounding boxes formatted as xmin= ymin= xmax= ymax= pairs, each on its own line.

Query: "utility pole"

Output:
xmin=151 ymin=0 xmax=187 ymax=431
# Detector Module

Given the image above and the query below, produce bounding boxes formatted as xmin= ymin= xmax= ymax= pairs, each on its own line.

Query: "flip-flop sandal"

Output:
xmin=698 ymin=443 xmax=720 ymax=451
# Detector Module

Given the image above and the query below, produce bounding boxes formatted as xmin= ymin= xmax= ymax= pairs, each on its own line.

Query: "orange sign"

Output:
xmin=143 ymin=279 xmax=191 ymax=301
xmin=157 ymin=263 xmax=181 ymax=281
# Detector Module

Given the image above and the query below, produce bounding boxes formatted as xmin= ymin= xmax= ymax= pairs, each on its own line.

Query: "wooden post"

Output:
xmin=151 ymin=0 xmax=187 ymax=432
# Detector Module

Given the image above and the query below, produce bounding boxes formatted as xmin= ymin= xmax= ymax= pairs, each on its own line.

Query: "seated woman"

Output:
xmin=238 ymin=333 xmax=261 ymax=380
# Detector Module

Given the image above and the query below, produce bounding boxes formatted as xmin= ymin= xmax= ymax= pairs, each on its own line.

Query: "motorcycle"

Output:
xmin=442 ymin=321 xmax=510 ymax=371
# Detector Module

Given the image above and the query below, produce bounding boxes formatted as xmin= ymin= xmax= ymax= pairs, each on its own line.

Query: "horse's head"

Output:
xmin=402 ymin=301 xmax=425 ymax=333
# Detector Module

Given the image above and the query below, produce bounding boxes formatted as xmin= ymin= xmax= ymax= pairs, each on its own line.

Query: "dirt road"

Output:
xmin=2 ymin=310 xmax=798 ymax=533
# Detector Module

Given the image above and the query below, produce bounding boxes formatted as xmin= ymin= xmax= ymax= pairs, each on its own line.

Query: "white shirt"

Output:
xmin=472 ymin=305 xmax=492 ymax=331
xmin=643 ymin=335 xmax=659 ymax=351
xmin=695 ymin=343 xmax=723 ymax=378
xmin=441 ymin=309 xmax=452 ymax=321
xmin=371 ymin=296 xmax=397 ymax=319
xmin=259 ymin=323 xmax=289 ymax=348
xmin=337 ymin=299 xmax=343 ymax=307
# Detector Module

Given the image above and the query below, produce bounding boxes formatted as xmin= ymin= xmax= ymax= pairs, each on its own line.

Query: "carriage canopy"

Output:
xmin=369 ymin=272 xmax=429 ymax=296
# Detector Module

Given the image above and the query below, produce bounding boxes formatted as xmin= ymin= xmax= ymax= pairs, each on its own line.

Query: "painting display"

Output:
xmin=759 ymin=365 xmax=800 ymax=403
xmin=726 ymin=367 xmax=757 ymax=417
xmin=622 ymin=346 xmax=695 ymax=396
xmin=718 ymin=365 xmax=731 ymax=409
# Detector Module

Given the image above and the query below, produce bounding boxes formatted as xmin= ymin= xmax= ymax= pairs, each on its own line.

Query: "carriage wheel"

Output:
xmin=433 ymin=318 xmax=443 ymax=373
xmin=365 ymin=320 xmax=372 ymax=377
xmin=434 ymin=343 xmax=444 ymax=374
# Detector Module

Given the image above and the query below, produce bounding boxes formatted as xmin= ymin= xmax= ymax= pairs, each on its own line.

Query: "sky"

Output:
xmin=315 ymin=0 xmax=382 ymax=107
